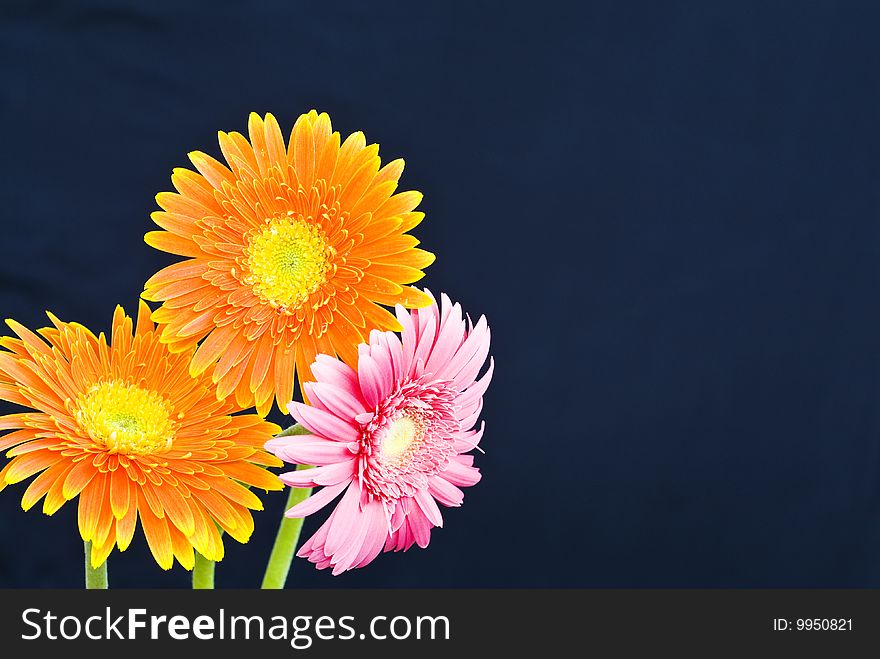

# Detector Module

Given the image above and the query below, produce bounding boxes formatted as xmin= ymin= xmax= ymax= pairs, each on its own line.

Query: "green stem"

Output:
xmin=192 ymin=551 xmax=216 ymax=589
xmin=261 ymin=469 xmax=313 ymax=589
xmin=84 ymin=541 xmax=108 ymax=589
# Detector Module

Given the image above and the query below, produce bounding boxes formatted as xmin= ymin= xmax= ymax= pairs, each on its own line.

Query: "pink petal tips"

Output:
xmin=266 ymin=290 xmax=492 ymax=575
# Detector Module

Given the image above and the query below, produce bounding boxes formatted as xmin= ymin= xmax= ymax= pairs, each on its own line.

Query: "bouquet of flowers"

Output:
xmin=0 ymin=111 xmax=492 ymax=588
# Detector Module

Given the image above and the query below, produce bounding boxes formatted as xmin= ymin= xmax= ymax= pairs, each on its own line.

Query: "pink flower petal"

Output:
xmin=288 ymin=401 xmax=360 ymax=442
xmin=368 ymin=328 xmax=385 ymax=347
xmin=324 ymin=482 xmax=364 ymax=557
xmin=353 ymin=500 xmax=390 ymax=568
xmin=267 ymin=436 xmax=354 ymax=465
xmin=413 ymin=290 xmax=438 ymax=342
xmin=330 ymin=506 xmax=372 ymax=574
xmin=452 ymin=422 xmax=485 ymax=453
xmin=357 ymin=353 xmax=384 ymax=408
xmin=311 ymin=354 xmax=363 ymax=401
xmin=424 ymin=303 xmax=465 ymax=377
xmin=368 ymin=342 xmax=394 ymax=394
xmin=442 ymin=456 xmax=482 ymax=487
xmin=280 ymin=459 xmax=356 ymax=487
xmin=439 ymin=292 xmax=456 ymax=326
xmin=440 ymin=315 xmax=489 ymax=384
xmin=456 ymin=357 xmax=494 ymax=411
xmin=386 ymin=331 xmax=405 ymax=385
xmin=428 ymin=475 xmax=464 ymax=507
xmin=457 ymin=396 xmax=484 ymax=432
xmin=407 ymin=505 xmax=434 ymax=549
xmin=385 ymin=518 xmax=413 ymax=553
xmin=411 ymin=307 xmax=437 ymax=370
xmin=298 ymin=509 xmax=335 ymax=557
xmin=389 ymin=501 xmax=407 ymax=532
xmin=414 ymin=488 xmax=443 ymax=528
xmin=456 ymin=454 xmax=475 ymax=467
xmin=395 ymin=303 xmax=417 ymax=377
xmin=307 ymin=381 xmax=367 ymax=419
xmin=285 ymin=479 xmax=350 ymax=518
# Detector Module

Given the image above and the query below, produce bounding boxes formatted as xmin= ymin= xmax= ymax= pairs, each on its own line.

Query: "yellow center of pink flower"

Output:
xmin=75 ymin=380 xmax=175 ymax=454
xmin=243 ymin=218 xmax=331 ymax=312
xmin=379 ymin=413 xmax=426 ymax=463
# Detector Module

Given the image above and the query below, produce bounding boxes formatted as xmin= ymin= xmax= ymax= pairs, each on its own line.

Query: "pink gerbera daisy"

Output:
xmin=266 ymin=290 xmax=492 ymax=574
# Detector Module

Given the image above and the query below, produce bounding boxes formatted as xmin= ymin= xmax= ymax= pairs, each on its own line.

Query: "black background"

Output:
xmin=1 ymin=0 xmax=879 ymax=588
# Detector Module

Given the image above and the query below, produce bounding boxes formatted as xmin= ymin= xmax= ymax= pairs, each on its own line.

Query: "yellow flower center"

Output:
xmin=75 ymin=380 xmax=175 ymax=454
xmin=244 ymin=218 xmax=331 ymax=312
xmin=380 ymin=414 xmax=425 ymax=462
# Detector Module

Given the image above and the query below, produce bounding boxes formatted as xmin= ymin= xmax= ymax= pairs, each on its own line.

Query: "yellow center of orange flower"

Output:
xmin=379 ymin=413 xmax=425 ymax=463
xmin=75 ymin=380 xmax=175 ymax=454
xmin=243 ymin=218 xmax=331 ymax=312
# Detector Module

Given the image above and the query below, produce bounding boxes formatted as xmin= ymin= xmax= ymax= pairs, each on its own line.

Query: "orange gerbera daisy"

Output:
xmin=142 ymin=111 xmax=435 ymax=416
xmin=0 ymin=302 xmax=282 ymax=570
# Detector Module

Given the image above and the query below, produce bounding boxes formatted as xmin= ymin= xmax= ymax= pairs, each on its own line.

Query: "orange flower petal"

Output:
xmin=167 ymin=522 xmax=196 ymax=571
xmin=375 ymin=190 xmax=423 ymax=219
xmin=366 ymin=263 xmax=426 ymax=285
xmin=204 ymin=475 xmax=264 ymax=510
xmin=109 ymin=468 xmax=132 ymax=520
xmin=115 ymin=499 xmax=138 ymax=551
xmin=5 ymin=450 xmax=62 ymax=485
xmin=359 ymin=272 xmax=404 ymax=297
xmin=153 ymin=482 xmax=195 ymax=537
xmin=221 ymin=461 xmax=283 ymax=492
xmin=90 ymin=535 xmax=115 ymax=568
xmin=188 ymin=500 xmax=224 ymax=562
xmin=369 ymin=286 xmax=433 ymax=309
xmin=62 ymin=459 xmax=98 ymax=500
xmin=188 ymin=150 xmax=236 ymax=190
xmin=191 ymin=487 xmax=239 ymax=530
xmin=374 ymin=248 xmax=435 ymax=271
xmin=0 ymin=428 xmax=38 ymax=452
xmin=189 ymin=326 xmax=237 ymax=376
xmin=77 ymin=474 xmax=108 ymax=542
xmin=21 ymin=462 xmax=71 ymax=511
xmin=138 ymin=490 xmax=174 ymax=570
xmin=144 ymin=231 xmax=203 ymax=258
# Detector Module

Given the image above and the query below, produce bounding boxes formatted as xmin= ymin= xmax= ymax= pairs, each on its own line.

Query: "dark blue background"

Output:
xmin=1 ymin=1 xmax=878 ymax=587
